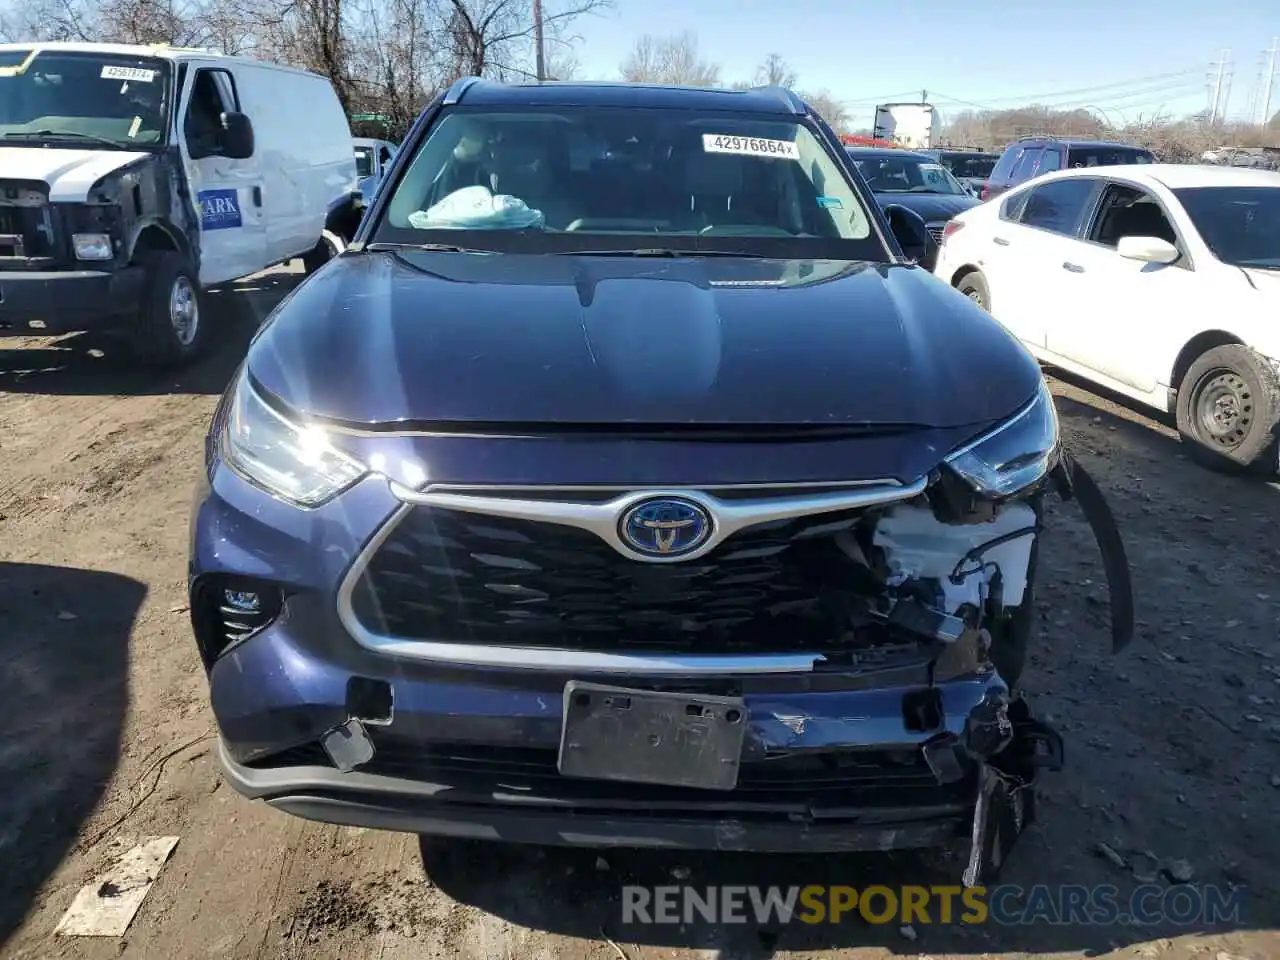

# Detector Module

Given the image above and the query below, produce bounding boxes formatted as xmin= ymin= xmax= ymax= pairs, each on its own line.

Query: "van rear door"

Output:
xmin=178 ymin=63 xmax=267 ymax=285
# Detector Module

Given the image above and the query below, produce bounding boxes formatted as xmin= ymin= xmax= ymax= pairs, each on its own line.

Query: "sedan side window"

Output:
xmin=1089 ymin=183 xmax=1180 ymax=249
xmin=999 ymin=188 xmax=1031 ymax=222
xmin=1021 ymin=179 xmax=1098 ymax=236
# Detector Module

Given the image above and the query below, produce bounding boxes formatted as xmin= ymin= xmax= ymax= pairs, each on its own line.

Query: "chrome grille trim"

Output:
xmin=337 ymin=476 xmax=929 ymax=673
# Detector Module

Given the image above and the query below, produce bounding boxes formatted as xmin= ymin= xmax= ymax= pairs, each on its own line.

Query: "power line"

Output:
xmin=955 ymin=67 xmax=1205 ymax=106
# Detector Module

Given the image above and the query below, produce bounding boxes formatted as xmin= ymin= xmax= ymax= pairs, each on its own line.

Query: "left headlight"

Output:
xmin=220 ymin=372 xmax=367 ymax=507
xmin=944 ymin=378 xmax=1060 ymax=497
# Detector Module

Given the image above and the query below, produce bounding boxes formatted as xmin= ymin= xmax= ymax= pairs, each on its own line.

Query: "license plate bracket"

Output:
xmin=557 ymin=681 xmax=747 ymax=791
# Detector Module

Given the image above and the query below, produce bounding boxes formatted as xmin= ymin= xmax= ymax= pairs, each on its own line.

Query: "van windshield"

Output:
xmin=374 ymin=105 xmax=886 ymax=259
xmin=0 ymin=49 xmax=171 ymax=149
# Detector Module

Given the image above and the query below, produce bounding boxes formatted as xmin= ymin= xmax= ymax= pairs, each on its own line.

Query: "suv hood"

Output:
xmin=871 ymin=192 xmax=981 ymax=221
xmin=249 ymin=251 xmax=1041 ymax=430
xmin=0 ymin=146 xmax=149 ymax=202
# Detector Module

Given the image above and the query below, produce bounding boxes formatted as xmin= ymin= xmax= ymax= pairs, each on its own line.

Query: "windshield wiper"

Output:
xmin=2 ymin=129 xmax=130 ymax=149
xmin=565 ymin=248 xmax=751 ymax=258
xmin=368 ymin=241 xmax=496 ymax=254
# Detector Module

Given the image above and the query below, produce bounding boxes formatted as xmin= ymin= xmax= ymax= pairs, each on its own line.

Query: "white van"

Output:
xmin=0 ymin=41 xmax=360 ymax=365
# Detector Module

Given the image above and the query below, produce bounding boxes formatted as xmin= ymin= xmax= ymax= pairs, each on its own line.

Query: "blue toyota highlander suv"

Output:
xmin=191 ymin=79 xmax=1129 ymax=882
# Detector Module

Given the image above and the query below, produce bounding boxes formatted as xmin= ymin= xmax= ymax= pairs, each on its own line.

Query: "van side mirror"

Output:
xmin=220 ymin=111 xmax=254 ymax=160
xmin=883 ymin=203 xmax=939 ymax=273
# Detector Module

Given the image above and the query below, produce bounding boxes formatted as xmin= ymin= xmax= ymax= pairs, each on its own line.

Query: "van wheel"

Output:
xmin=130 ymin=250 xmax=204 ymax=367
xmin=956 ymin=270 xmax=991 ymax=312
xmin=1175 ymin=344 xmax=1280 ymax=475
xmin=302 ymin=229 xmax=345 ymax=275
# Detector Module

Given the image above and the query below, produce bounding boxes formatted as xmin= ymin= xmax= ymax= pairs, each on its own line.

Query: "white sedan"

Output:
xmin=933 ymin=163 xmax=1280 ymax=473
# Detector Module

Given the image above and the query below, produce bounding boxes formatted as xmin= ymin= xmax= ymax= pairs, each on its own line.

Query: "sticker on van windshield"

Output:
xmin=101 ymin=65 xmax=155 ymax=83
xmin=702 ymin=134 xmax=799 ymax=160
xmin=198 ymin=189 xmax=242 ymax=231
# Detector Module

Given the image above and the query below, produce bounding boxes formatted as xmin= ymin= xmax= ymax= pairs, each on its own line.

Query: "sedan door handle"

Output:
xmin=1062 ymin=262 xmax=1084 ymax=273
xmin=993 ymin=236 xmax=1010 ymax=247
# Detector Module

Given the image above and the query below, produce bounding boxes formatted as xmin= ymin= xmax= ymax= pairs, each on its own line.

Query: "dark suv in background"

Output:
xmin=982 ymin=137 xmax=1155 ymax=200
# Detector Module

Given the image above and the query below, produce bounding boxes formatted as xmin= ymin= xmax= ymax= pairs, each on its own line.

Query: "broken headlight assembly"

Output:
xmin=220 ymin=370 xmax=367 ymax=507
xmin=945 ymin=378 xmax=1059 ymax=498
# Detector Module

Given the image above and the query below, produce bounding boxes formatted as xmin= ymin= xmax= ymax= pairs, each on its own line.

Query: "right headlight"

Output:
xmin=944 ymin=378 xmax=1060 ymax=498
xmin=220 ymin=371 xmax=367 ymax=507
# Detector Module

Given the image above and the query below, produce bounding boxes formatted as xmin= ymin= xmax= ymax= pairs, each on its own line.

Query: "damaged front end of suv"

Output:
xmin=191 ymin=78 xmax=1134 ymax=887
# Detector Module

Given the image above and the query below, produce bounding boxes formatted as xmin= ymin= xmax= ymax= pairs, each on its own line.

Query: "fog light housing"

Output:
xmin=72 ymin=233 xmax=113 ymax=261
xmin=190 ymin=574 xmax=283 ymax=669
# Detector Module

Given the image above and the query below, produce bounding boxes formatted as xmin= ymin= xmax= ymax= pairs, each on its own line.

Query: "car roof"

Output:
xmin=1032 ymin=163 xmax=1280 ymax=191
xmin=1014 ymin=137 xmax=1152 ymax=150
xmin=0 ymin=40 xmax=318 ymax=76
xmin=449 ymin=77 xmax=806 ymax=116
xmin=844 ymin=146 xmax=933 ymax=161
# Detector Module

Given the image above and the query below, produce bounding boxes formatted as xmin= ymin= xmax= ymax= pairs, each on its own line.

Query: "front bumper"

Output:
xmin=0 ymin=266 xmax=145 ymax=335
xmin=193 ymin=464 xmax=1062 ymax=863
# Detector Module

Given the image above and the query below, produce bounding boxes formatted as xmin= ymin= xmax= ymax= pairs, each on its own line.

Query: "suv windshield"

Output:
xmin=1174 ymin=186 xmax=1280 ymax=269
xmin=848 ymin=153 xmax=967 ymax=196
xmin=355 ymin=146 xmax=374 ymax=178
xmin=0 ymin=49 xmax=170 ymax=148
xmin=375 ymin=106 xmax=882 ymax=257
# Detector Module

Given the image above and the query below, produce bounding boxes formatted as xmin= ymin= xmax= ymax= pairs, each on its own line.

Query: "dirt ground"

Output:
xmin=1 ymin=263 xmax=1278 ymax=960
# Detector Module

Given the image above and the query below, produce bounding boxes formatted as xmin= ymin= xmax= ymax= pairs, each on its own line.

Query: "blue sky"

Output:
xmin=566 ymin=0 xmax=1280 ymax=128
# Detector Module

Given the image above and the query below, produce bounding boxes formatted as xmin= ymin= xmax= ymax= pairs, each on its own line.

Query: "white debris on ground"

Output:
xmin=54 ymin=836 xmax=180 ymax=937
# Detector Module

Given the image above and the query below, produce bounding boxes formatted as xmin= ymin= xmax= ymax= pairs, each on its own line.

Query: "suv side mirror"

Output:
xmin=220 ymin=111 xmax=254 ymax=160
xmin=883 ymin=203 xmax=939 ymax=273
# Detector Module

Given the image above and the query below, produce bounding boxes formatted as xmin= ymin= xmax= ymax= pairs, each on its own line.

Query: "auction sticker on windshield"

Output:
xmin=703 ymin=134 xmax=799 ymax=160
xmin=101 ymin=65 xmax=155 ymax=83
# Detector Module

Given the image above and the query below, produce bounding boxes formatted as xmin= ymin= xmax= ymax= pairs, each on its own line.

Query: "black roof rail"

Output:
xmin=443 ymin=76 xmax=482 ymax=105
xmin=749 ymin=85 xmax=805 ymax=115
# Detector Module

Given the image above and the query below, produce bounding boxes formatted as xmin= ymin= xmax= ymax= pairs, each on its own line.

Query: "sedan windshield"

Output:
xmin=375 ymin=105 xmax=883 ymax=257
xmin=0 ymin=49 xmax=170 ymax=148
xmin=1174 ymin=186 xmax=1280 ymax=269
xmin=850 ymin=154 xmax=967 ymax=196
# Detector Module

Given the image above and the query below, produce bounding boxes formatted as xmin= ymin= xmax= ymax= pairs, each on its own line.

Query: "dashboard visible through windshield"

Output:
xmin=0 ymin=49 xmax=171 ymax=149
xmin=374 ymin=105 xmax=884 ymax=258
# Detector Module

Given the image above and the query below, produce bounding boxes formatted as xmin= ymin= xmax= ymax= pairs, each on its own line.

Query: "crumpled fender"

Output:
xmin=1050 ymin=449 xmax=1136 ymax=652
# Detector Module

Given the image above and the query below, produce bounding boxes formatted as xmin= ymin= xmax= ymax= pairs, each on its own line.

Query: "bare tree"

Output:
xmin=799 ymin=89 xmax=848 ymax=132
xmin=752 ymin=52 xmax=796 ymax=89
xmin=620 ymin=31 xmax=720 ymax=87
xmin=444 ymin=0 xmax=608 ymax=80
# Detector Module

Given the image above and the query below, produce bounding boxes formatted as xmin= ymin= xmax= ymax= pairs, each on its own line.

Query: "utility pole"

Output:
xmin=920 ymin=88 xmax=927 ymax=104
xmin=533 ymin=0 xmax=546 ymax=81
xmin=1209 ymin=49 xmax=1231 ymax=124
xmin=1262 ymin=37 xmax=1280 ymax=126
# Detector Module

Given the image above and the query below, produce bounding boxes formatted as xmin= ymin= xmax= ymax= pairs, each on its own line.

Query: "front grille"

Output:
xmin=0 ymin=204 xmax=56 ymax=260
xmin=350 ymin=504 xmax=895 ymax=655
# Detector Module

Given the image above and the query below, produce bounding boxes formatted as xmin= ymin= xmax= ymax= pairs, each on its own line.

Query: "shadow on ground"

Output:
xmin=0 ymin=562 xmax=147 ymax=947
xmin=419 ymin=823 xmax=1265 ymax=958
xmin=0 ymin=271 xmax=298 ymax=398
